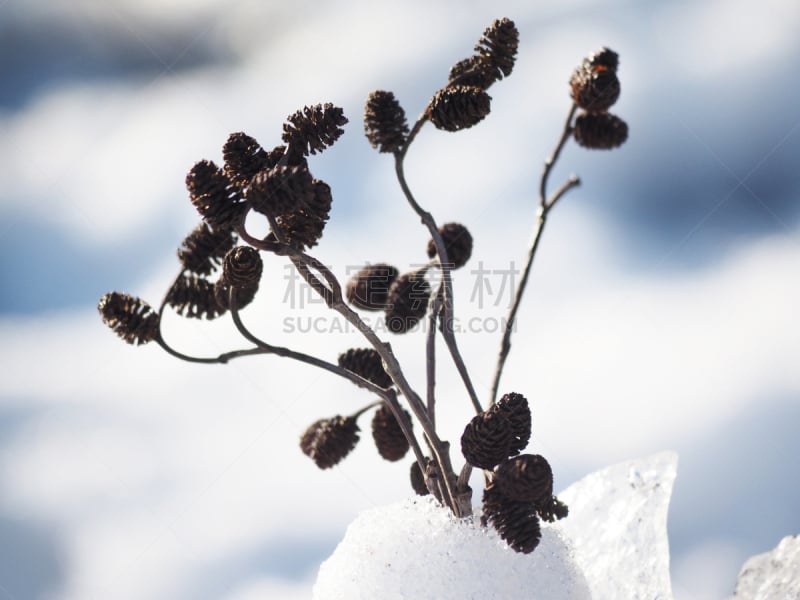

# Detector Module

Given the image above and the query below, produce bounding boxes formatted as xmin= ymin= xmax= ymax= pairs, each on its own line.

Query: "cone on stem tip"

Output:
xmin=337 ymin=348 xmax=393 ymax=389
xmin=448 ymin=56 xmax=498 ymax=91
xmin=364 ymin=91 xmax=409 ymax=153
xmin=428 ymin=85 xmax=491 ymax=132
xmin=573 ymin=112 xmax=628 ymax=150
xmin=177 ymin=222 xmax=237 ymax=276
xmin=300 ymin=415 xmax=360 ymax=469
xmin=282 ymin=103 xmax=348 ymax=158
xmin=569 ymin=47 xmax=621 ymax=113
xmin=222 ymin=246 xmax=263 ymax=289
xmin=461 ymin=410 xmax=514 ymax=469
xmin=384 ymin=271 xmax=431 ymax=334
xmin=345 ymin=263 xmax=399 ymax=311
xmin=427 ymin=222 xmax=473 ymax=269
xmin=473 ymin=17 xmax=519 ymax=81
xmin=186 ymin=159 xmax=246 ymax=229
xmin=98 ymin=292 xmax=160 ymax=345
xmin=491 ymin=392 xmax=532 ymax=456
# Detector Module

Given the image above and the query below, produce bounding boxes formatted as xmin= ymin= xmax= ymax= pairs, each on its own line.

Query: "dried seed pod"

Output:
xmin=491 ymin=392 xmax=531 ymax=456
xmin=371 ymin=405 xmax=411 ymax=461
xmin=536 ymin=495 xmax=569 ymax=523
xmin=494 ymin=454 xmax=553 ymax=505
xmin=186 ymin=159 xmax=246 ymax=229
xmin=299 ymin=415 xmax=360 ymax=469
xmin=460 ymin=410 xmax=513 ymax=469
xmin=569 ymin=59 xmax=621 ymax=113
xmin=573 ymin=112 xmax=628 ymax=150
xmin=426 ymin=222 xmax=473 ymax=269
xmin=282 ymin=103 xmax=348 ymax=158
xmin=448 ymin=56 xmax=498 ymax=90
xmin=364 ymin=90 xmax=409 ymax=153
xmin=410 ymin=461 xmax=430 ymax=496
xmin=346 ymin=263 xmax=399 ymax=311
xmin=482 ymin=483 xmax=542 ymax=554
xmin=213 ymin=278 xmax=258 ymax=311
xmin=247 ymin=164 xmax=315 ymax=216
xmin=428 ymin=85 xmax=491 ymax=132
xmin=98 ymin=292 xmax=160 ymax=345
xmin=384 ymin=271 xmax=431 ymax=334
xmin=222 ymin=246 xmax=263 ymax=288
xmin=166 ymin=275 xmax=225 ymax=320
xmin=337 ymin=348 xmax=393 ymax=389
xmin=268 ymin=210 xmax=327 ymax=250
xmin=474 ymin=17 xmax=519 ymax=81
xmin=222 ymin=132 xmax=272 ymax=187
xmin=177 ymin=222 xmax=237 ymax=276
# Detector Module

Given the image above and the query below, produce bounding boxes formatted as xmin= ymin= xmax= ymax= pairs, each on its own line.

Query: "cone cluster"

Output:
xmin=569 ymin=47 xmax=629 ymax=150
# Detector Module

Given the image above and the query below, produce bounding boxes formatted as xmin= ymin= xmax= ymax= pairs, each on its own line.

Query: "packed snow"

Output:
xmin=314 ymin=453 xmax=676 ymax=599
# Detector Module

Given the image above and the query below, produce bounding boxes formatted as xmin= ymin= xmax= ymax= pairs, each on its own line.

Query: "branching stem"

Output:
xmin=489 ymin=103 xmax=580 ymax=404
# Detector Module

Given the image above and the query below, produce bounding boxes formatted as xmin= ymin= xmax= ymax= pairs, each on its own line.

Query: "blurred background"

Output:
xmin=1 ymin=0 xmax=798 ymax=598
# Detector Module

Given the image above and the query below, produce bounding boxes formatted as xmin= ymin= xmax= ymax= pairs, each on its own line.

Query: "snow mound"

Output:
xmin=556 ymin=451 xmax=677 ymax=600
xmin=312 ymin=495 xmax=591 ymax=600
xmin=313 ymin=452 xmax=679 ymax=600
xmin=730 ymin=534 xmax=800 ymax=600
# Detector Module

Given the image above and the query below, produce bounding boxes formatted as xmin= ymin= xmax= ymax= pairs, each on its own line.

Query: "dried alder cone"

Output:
xmin=186 ymin=159 xmax=246 ymax=229
xmin=166 ymin=275 xmax=226 ymax=320
xmin=337 ymin=348 xmax=393 ymax=389
xmin=222 ymin=246 xmax=263 ymax=289
xmin=371 ymin=405 xmax=411 ymax=461
xmin=428 ymin=85 xmax=491 ymax=132
xmin=300 ymin=415 xmax=360 ymax=470
xmin=573 ymin=112 xmax=628 ymax=149
xmin=98 ymin=292 xmax=160 ymax=345
xmin=364 ymin=91 xmax=409 ymax=153
xmin=282 ymin=103 xmax=348 ymax=159
xmin=384 ymin=271 xmax=432 ymax=334
xmin=345 ymin=263 xmax=399 ymax=311
xmin=177 ymin=222 xmax=236 ymax=276
xmin=427 ymin=222 xmax=473 ymax=269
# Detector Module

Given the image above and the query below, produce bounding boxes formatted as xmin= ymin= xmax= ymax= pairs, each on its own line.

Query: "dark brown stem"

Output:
xmin=489 ymin=103 xmax=581 ymax=405
xmin=426 ymin=288 xmax=443 ymax=428
xmin=239 ymin=209 xmax=465 ymax=514
xmin=395 ymin=113 xmax=483 ymax=416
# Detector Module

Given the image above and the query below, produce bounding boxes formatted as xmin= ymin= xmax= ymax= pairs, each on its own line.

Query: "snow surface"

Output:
xmin=730 ymin=535 xmax=800 ymax=600
xmin=313 ymin=452 xmax=677 ymax=599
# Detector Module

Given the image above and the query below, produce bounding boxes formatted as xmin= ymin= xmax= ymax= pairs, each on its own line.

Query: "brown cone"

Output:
xmin=371 ymin=405 xmax=411 ymax=462
xmin=299 ymin=415 xmax=360 ymax=470
xmin=460 ymin=410 xmax=513 ymax=469
xmin=98 ymin=292 xmax=160 ymax=345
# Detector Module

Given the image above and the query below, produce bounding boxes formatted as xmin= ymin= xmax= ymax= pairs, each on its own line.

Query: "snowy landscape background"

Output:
xmin=1 ymin=1 xmax=799 ymax=598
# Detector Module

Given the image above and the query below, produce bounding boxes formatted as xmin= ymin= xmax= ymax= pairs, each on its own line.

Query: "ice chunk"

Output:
xmin=729 ymin=534 xmax=800 ymax=600
xmin=555 ymin=451 xmax=678 ymax=600
xmin=312 ymin=495 xmax=591 ymax=600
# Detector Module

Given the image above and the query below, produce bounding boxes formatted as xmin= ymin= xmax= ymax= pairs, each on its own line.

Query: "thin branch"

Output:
xmin=395 ymin=112 xmax=483 ymax=416
xmin=489 ymin=103 xmax=581 ymax=404
xmin=426 ymin=288 xmax=443 ymax=428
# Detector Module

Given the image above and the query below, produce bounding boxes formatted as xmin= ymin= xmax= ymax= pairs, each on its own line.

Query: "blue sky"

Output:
xmin=1 ymin=1 xmax=799 ymax=598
